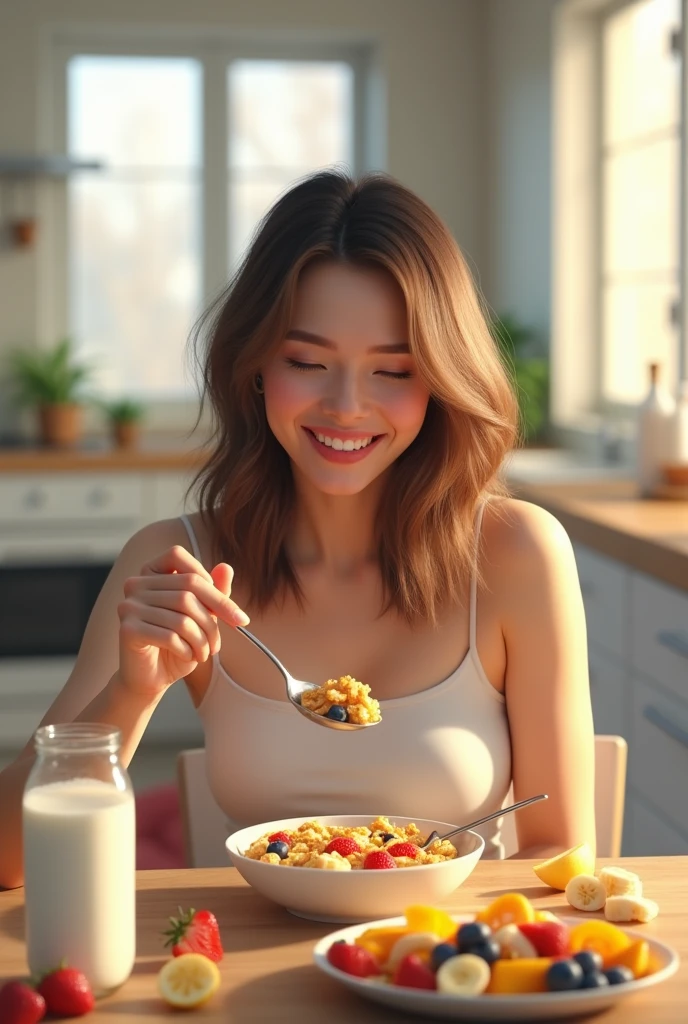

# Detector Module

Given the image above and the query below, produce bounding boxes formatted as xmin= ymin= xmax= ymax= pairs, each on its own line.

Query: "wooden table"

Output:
xmin=1 ymin=857 xmax=685 ymax=1021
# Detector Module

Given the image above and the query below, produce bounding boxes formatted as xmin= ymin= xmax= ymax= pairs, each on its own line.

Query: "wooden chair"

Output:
xmin=177 ymin=734 xmax=628 ymax=868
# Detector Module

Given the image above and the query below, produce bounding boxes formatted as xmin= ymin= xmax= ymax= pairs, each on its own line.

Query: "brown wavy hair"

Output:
xmin=191 ymin=170 xmax=519 ymax=624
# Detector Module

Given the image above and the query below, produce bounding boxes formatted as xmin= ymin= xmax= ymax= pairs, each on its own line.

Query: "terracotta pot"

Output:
xmin=113 ymin=420 xmax=140 ymax=449
xmin=38 ymin=403 xmax=82 ymax=447
xmin=11 ymin=219 xmax=37 ymax=248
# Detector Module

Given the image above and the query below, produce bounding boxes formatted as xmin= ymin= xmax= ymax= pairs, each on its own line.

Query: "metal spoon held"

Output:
xmin=236 ymin=626 xmax=380 ymax=732
xmin=420 ymin=793 xmax=549 ymax=850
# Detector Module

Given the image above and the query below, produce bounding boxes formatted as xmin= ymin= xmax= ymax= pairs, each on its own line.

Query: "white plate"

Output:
xmin=312 ymin=914 xmax=680 ymax=1020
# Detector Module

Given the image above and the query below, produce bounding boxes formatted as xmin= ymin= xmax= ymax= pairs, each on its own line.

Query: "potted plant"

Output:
xmin=9 ymin=338 xmax=91 ymax=447
xmin=103 ymin=398 xmax=145 ymax=449
xmin=491 ymin=314 xmax=550 ymax=445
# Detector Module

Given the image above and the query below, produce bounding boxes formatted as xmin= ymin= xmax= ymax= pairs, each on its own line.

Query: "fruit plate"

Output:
xmin=312 ymin=915 xmax=679 ymax=1021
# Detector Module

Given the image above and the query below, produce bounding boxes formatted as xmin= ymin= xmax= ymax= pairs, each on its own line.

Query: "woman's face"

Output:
xmin=262 ymin=261 xmax=430 ymax=497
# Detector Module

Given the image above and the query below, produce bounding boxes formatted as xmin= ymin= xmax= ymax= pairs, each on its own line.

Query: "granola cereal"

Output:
xmin=299 ymin=675 xmax=382 ymax=725
xmin=243 ymin=816 xmax=458 ymax=869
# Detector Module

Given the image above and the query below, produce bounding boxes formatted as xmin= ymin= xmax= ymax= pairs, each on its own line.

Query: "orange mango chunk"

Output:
xmin=404 ymin=905 xmax=457 ymax=941
xmin=355 ymin=925 xmax=411 ymax=961
xmin=569 ymin=920 xmax=631 ymax=961
xmin=605 ymin=938 xmax=650 ymax=977
xmin=486 ymin=957 xmax=555 ymax=994
xmin=476 ymin=893 xmax=535 ymax=931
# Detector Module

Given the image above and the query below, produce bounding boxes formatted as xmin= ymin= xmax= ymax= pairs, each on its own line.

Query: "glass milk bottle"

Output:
xmin=22 ymin=724 xmax=136 ymax=996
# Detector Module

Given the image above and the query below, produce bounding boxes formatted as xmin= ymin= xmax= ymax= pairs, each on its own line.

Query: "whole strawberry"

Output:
xmin=363 ymin=850 xmax=397 ymax=870
xmin=385 ymin=842 xmax=418 ymax=859
xmin=0 ymin=980 xmax=46 ymax=1024
xmin=324 ymin=837 xmax=360 ymax=857
xmin=163 ymin=907 xmax=224 ymax=963
xmin=36 ymin=967 xmax=94 ymax=1018
xmin=326 ymin=941 xmax=380 ymax=978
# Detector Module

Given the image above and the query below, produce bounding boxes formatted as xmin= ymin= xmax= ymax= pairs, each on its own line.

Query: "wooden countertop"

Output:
xmin=0 ymin=444 xmax=208 ymax=473
xmin=0 ymin=857 xmax=685 ymax=1022
xmin=510 ymin=477 xmax=688 ymax=594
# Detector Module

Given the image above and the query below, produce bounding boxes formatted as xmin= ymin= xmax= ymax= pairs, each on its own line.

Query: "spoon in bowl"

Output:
xmin=420 ymin=793 xmax=548 ymax=849
xmin=236 ymin=626 xmax=380 ymax=732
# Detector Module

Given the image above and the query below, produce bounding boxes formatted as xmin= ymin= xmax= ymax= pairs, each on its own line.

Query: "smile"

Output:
xmin=303 ymin=428 xmax=384 ymax=462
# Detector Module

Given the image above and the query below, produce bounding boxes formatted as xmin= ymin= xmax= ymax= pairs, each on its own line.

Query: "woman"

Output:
xmin=0 ymin=171 xmax=595 ymax=889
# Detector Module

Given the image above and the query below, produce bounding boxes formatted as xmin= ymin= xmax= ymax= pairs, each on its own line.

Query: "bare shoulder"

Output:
xmin=117 ymin=516 xmax=193 ymax=567
xmin=481 ymin=497 xmax=577 ymax=584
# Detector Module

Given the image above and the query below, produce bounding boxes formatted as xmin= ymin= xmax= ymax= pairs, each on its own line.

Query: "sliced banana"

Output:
xmin=492 ymin=923 xmax=537 ymax=959
xmin=436 ymin=953 xmax=492 ymax=995
xmin=604 ymin=895 xmax=659 ymax=923
xmin=598 ymin=866 xmax=643 ymax=898
xmin=386 ymin=932 xmax=441 ymax=971
xmin=565 ymin=873 xmax=607 ymax=912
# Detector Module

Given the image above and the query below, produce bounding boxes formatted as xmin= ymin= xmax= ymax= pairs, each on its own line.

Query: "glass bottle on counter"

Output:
xmin=22 ymin=723 xmax=136 ymax=996
xmin=635 ymin=361 xmax=676 ymax=497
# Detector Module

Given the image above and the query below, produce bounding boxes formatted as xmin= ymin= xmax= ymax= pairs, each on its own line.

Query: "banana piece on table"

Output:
xmin=604 ymin=895 xmax=659 ymax=923
xmin=598 ymin=866 xmax=643 ymax=898
xmin=565 ymin=874 xmax=607 ymax=912
xmin=436 ymin=953 xmax=492 ymax=995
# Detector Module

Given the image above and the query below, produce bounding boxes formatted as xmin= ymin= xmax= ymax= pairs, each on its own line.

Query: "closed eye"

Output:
xmin=375 ymin=370 xmax=413 ymax=380
xmin=285 ymin=358 xmax=324 ymax=372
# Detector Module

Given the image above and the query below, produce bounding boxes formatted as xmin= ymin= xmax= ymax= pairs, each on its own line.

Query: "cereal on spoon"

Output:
xmin=243 ymin=816 xmax=458 ymax=869
xmin=299 ymin=675 xmax=382 ymax=725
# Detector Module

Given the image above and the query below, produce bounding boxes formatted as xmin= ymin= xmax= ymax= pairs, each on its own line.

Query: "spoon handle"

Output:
xmin=236 ymin=626 xmax=291 ymax=686
xmin=424 ymin=793 xmax=548 ymax=848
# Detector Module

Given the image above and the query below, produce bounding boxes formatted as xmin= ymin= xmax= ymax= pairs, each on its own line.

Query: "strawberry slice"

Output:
xmin=36 ymin=966 xmax=94 ymax=1018
xmin=163 ymin=907 xmax=224 ymax=963
xmin=518 ymin=921 xmax=571 ymax=958
xmin=363 ymin=850 xmax=397 ymax=870
xmin=325 ymin=837 xmax=361 ymax=857
xmin=393 ymin=954 xmax=437 ymax=990
xmin=0 ymin=980 xmax=46 ymax=1024
xmin=386 ymin=842 xmax=418 ymax=859
xmin=267 ymin=832 xmax=291 ymax=846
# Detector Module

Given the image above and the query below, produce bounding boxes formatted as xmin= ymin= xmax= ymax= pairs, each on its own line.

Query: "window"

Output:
xmin=601 ymin=0 xmax=681 ymax=405
xmin=552 ymin=0 xmax=684 ymax=433
xmin=59 ymin=42 xmax=362 ymax=401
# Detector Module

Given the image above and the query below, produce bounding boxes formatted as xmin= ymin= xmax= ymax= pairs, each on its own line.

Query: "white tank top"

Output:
xmin=180 ymin=506 xmax=512 ymax=858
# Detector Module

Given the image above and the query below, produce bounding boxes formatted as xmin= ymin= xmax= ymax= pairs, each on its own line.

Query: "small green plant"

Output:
xmin=9 ymin=338 xmax=91 ymax=405
xmin=491 ymin=314 xmax=550 ymax=443
xmin=102 ymin=398 xmax=144 ymax=423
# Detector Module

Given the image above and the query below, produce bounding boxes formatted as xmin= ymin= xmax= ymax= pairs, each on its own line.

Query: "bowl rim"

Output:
xmin=225 ymin=813 xmax=486 ymax=871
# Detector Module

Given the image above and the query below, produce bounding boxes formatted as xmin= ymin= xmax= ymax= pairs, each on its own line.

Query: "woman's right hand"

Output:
xmin=117 ymin=545 xmax=250 ymax=700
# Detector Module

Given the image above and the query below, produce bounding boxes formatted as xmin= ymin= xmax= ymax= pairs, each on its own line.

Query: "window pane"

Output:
xmin=603 ymin=0 xmax=681 ymax=147
xmin=603 ymin=136 xmax=678 ymax=275
xmin=69 ymin=178 xmax=201 ymax=397
xmin=68 ymin=56 xmax=202 ymax=397
xmin=69 ymin=57 xmax=202 ymax=169
xmin=228 ymin=59 xmax=354 ymax=264
xmin=602 ymin=279 xmax=678 ymax=403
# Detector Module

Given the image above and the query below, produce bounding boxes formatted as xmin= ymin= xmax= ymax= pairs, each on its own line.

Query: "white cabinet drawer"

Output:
xmin=588 ymin=642 xmax=629 ymax=739
xmin=573 ymin=543 xmax=630 ymax=660
xmin=630 ymin=572 xmax=688 ymax=704
xmin=0 ymin=474 xmax=144 ymax=523
xmin=628 ymin=673 xmax=688 ymax=834
xmin=625 ymin=795 xmax=688 ymax=856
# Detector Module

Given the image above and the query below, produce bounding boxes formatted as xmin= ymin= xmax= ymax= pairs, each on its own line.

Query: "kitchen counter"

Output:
xmin=0 ymin=443 xmax=208 ymax=473
xmin=509 ymin=476 xmax=688 ymax=594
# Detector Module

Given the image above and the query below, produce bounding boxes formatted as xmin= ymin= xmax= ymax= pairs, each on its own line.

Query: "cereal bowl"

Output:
xmin=225 ymin=814 xmax=485 ymax=923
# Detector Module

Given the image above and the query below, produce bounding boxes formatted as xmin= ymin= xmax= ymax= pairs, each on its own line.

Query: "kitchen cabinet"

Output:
xmin=573 ymin=542 xmax=688 ymax=855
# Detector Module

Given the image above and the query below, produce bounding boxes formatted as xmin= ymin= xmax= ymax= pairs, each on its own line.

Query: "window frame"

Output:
xmin=552 ymin=0 xmax=686 ymax=453
xmin=40 ymin=25 xmax=376 ymax=422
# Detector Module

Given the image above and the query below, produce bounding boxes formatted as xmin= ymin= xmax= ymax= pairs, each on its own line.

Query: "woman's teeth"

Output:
xmin=314 ymin=432 xmax=374 ymax=451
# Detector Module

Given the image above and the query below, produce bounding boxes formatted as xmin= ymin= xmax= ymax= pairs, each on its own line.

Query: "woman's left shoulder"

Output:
xmin=481 ymin=497 xmax=576 ymax=581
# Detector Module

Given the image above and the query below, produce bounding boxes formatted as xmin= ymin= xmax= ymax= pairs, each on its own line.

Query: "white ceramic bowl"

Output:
xmin=225 ymin=814 xmax=485 ymax=923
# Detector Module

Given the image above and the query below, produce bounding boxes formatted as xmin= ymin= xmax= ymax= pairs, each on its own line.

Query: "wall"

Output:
xmin=0 ymin=0 xmax=484 ymax=369
xmin=483 ymin=0 xmax=556 ymax=353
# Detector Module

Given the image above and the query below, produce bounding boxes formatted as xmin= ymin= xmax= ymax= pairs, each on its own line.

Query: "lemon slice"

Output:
xmin=533 ymin=842 xmax=595 ymax=891
xmin=158 ymin=953 xmax=221 ymax=1009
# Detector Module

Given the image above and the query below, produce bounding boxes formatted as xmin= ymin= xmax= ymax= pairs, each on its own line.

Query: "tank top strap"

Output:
xmin=469 ymin=499 xmax=487 ymax=650
xmin=179 ymin=513 xmax=204 ymax=566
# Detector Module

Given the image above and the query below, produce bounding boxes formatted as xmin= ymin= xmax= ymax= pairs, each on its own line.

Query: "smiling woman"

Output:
xmin=0 ymin=170 xmax=595 ymax=891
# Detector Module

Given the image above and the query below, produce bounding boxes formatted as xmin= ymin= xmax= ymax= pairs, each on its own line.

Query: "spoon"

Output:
xmin=420 ymin=793 xmax=548 ymax=849
xmin=236 ymin=626 xmax=380 ymax=731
